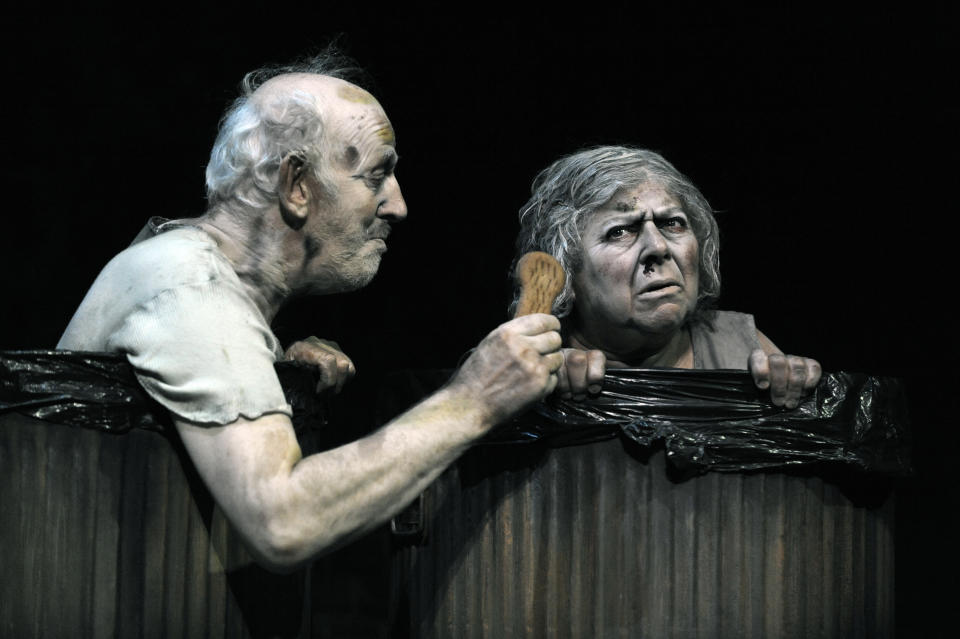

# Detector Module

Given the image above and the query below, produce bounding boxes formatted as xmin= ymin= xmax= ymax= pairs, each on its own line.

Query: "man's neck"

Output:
xmin=192 ymin=207 xmax=291 ymax=324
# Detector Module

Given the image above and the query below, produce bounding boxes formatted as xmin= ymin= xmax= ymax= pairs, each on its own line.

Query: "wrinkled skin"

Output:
xmin=557 ymin=181 xmax=821 ymax=409
xmin=450 ymin=314 xmax=564 ymax=424
xmin=284 ymin=337 xmax=356 ymax=394
xmin=171 ymin=74 xmax=565 ymax=571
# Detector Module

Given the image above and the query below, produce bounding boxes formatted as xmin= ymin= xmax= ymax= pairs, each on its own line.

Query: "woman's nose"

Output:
xmin=637 ymin=222 xmax=669 ymax=264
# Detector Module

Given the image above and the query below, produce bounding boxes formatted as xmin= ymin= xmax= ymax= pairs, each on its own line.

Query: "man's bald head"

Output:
xmin=248 ymin=73 xmax=394 ymax=169
xmin=253 ymin=73 xmax=379 ymax=108
xmin=204 ymin=51 xmax=382 ymax=216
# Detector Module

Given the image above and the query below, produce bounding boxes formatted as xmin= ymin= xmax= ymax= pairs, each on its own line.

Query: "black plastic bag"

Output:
xmin=2 ymin=351 xmax=911 ymax=476
xmin=486 ymin=368 xmax=912 ymax=475
xmin=0 ymin=350 xmax=325 ymax=437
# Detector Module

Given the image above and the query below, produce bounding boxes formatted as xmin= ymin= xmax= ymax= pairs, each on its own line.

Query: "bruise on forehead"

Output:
xmin=342 ymin=145 xmax=361 ymax=169
xmin=376 ymin=123 xmax=396 ymax=145
xmin=337 ymin=84 xmax=379 ymax=104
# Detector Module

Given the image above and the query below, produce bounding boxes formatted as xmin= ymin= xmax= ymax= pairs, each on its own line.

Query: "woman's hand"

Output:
xmin=748 ymin=348 xmax=821 ymax=409
xmin=557 ymin=337 xmax=822 ymax=409
xmin=556 ymin=348 xmax=607 ymax=399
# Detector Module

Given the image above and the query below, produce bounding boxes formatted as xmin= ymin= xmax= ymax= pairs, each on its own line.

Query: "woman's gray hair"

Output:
xmin=511 ymin=145 xmax=721 ymax=320
xmin=204 ymin=47 xmax=365 ymax=216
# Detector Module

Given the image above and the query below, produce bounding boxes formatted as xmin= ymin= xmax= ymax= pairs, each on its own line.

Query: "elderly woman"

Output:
xmin=514 ymin=146 xmax=820 ymax=408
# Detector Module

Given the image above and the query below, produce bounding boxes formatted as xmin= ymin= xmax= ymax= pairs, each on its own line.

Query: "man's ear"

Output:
xmin=278 ymin=152 xmax=312 ymax=229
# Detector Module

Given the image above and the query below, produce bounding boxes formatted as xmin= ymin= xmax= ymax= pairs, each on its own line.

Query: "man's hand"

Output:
xmin=748 ymin=348 xmax=821 ymax=409
xmin=448 ymin=313 xmax=564 ymax=427
xmin=556 ymin=348 xmax=606 ymax=399
xmin=284 ymin=337 xmax=356 ymax=394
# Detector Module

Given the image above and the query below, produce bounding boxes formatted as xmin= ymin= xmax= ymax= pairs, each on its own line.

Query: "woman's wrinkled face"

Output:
xmin=572 ymin=181 xmax=699 ymax=345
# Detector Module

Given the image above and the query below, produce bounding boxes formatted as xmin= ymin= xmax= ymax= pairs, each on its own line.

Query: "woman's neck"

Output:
xmin=568 ymin=327 xmax=694 ymax=369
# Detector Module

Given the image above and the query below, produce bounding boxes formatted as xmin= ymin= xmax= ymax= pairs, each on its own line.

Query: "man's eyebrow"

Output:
xmin=352 ymin=149 xmax=398 ymax=177
xmin=376 ymin=149 xmax=399 ymax=169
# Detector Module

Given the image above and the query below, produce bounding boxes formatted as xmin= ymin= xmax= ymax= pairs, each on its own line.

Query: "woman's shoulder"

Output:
xmin=690 ymin=310 xmax=760 ymax=369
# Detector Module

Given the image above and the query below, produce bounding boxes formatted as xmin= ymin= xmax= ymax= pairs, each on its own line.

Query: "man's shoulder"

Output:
xmin=101 ymin=225 xmax=232 ymax=292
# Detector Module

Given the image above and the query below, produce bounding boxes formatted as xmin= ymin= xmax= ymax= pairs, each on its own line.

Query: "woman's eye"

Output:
xmin=605 ymin=225 xmax=635 ymax=240
xmin=660 ymin=217 xmax=688 ymax=231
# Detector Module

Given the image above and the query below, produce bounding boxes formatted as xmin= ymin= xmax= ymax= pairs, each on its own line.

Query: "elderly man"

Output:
xmin=57 ymin=55 xmax=563 ymax=571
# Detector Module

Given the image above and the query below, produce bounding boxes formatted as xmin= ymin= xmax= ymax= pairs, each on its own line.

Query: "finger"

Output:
xmin=748 ymin=349 xmax=770 ymax=389
xmin=506 ymin=313 xmax=562 ymax=336
xmin=524 ymin=330 xmax=563 ymax=354
xmin=334 ymin=357 xmax=355 ymax=394
xmin=766 ymin=353 xmax=789 ymax=405
xmin=585 ymin=350 xmax=606 ymax=394
xmin=310 ymin=341 xmax=344 ymax=358
xmin=555 ymin=357 xmax=572 ymax=397
xmin=544 ymin=371 xmax=559 ymax=396
xmin=335 ymin=353 xmax=357 ymax=377
xmin=564 ymin=349 xmax=589 ymax=397
xmin=283 ymin=342 xmax=303 ymax=361
xmin=784 ymin=355 xmax=809 ymax=409
xmin=803 ymin=358 xmax=822 ymax=393
xmin=314 ymin=338 xmax=343 ymax=352
xmin=542 ymin=351 xmax=565 ymax=376
xmin=314 ymin=354 xmax=339 ymax=391
xmin=286 ymin=338 xmax=340 ymax=361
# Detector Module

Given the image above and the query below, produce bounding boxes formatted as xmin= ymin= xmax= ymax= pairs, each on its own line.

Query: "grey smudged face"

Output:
xmin=571 ymin=181 xmax=699 ymax=352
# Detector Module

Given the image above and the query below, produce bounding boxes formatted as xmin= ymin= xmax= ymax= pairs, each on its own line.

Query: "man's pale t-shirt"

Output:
xmin=58 ymin=220 xmax=292 ymax=425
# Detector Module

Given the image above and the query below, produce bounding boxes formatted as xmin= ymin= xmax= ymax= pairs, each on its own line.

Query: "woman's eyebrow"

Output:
xmin=653 ymin=206 xmax=686 ymax=216
xmin=601 ymin=204 xmax=684 ymax=221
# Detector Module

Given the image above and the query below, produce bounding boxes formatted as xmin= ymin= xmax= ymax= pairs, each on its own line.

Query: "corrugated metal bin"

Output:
xmin=383 ymin=368 xmax=907 ymax=639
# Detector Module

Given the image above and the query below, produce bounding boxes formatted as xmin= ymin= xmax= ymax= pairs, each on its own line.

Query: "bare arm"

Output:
xmin=174 ymin=313 xmax=563 ymax=571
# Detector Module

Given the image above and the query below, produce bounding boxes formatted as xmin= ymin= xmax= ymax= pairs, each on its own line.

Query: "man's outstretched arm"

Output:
xmin=174 ymin=313 xmax=563 ymax=571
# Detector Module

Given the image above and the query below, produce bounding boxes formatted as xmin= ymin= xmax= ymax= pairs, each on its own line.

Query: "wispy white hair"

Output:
xmin=204 ymin=48 xmax=365 ymax=216
xmin=511 ymin=146 xmax=721 ymax=319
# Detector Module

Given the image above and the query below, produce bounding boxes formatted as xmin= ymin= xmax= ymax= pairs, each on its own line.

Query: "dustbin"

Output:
xmin=380 ymin=367 xmax=910 ymax=639
xmin=1 ymin=352 xmax=910 ymax=638
xmin=0 ymin=350 xmax=328 ymax=639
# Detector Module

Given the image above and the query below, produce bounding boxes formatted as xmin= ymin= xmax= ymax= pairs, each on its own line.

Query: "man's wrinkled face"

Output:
xmin=572 ymin=181 xmax=699 ymax=348
xmin=302 ymin=86 xmax=407 ymax=293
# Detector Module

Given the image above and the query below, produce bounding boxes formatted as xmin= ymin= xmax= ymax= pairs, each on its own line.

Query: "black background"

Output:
xmin=2 ymin=5 xmax=956 ymax=635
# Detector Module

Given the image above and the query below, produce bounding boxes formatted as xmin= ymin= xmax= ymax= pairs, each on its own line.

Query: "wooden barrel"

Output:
xmin=0 ymin=410 xmax=315 ymax=639
xmin=391 ymin=437 xmax=896 ymax=638
xmin=1 ymin=355 xmax=904 ymax=638
xmin=377 ymin=368 xmax=904 ymax=639
xmin=0 ymin=351 xmax=395 ymax=639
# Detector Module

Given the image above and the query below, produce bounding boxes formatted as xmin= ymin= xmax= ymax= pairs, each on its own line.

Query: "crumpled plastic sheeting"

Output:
xmin=0 ymin=350 xmax=165 ymax=432
xmin=0 ymin=350 xmax=324 ymax=435
xmin=486 ymin=368 xmax=912 ymax=475
xmin=2 ymin=351 xmax=912 ymax=475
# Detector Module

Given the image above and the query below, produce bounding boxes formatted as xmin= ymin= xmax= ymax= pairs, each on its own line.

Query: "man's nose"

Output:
xmin=377 ymin=176 xmax=408 ymax=222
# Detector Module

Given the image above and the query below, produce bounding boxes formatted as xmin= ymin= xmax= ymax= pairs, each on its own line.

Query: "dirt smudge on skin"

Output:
xmin=342 ymin=145 xmax=360 ymax=169
xmin=337 ymin=85 xmax=378 ymax=104
xmin=376 ymin=125 xmax=395 ymax=145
